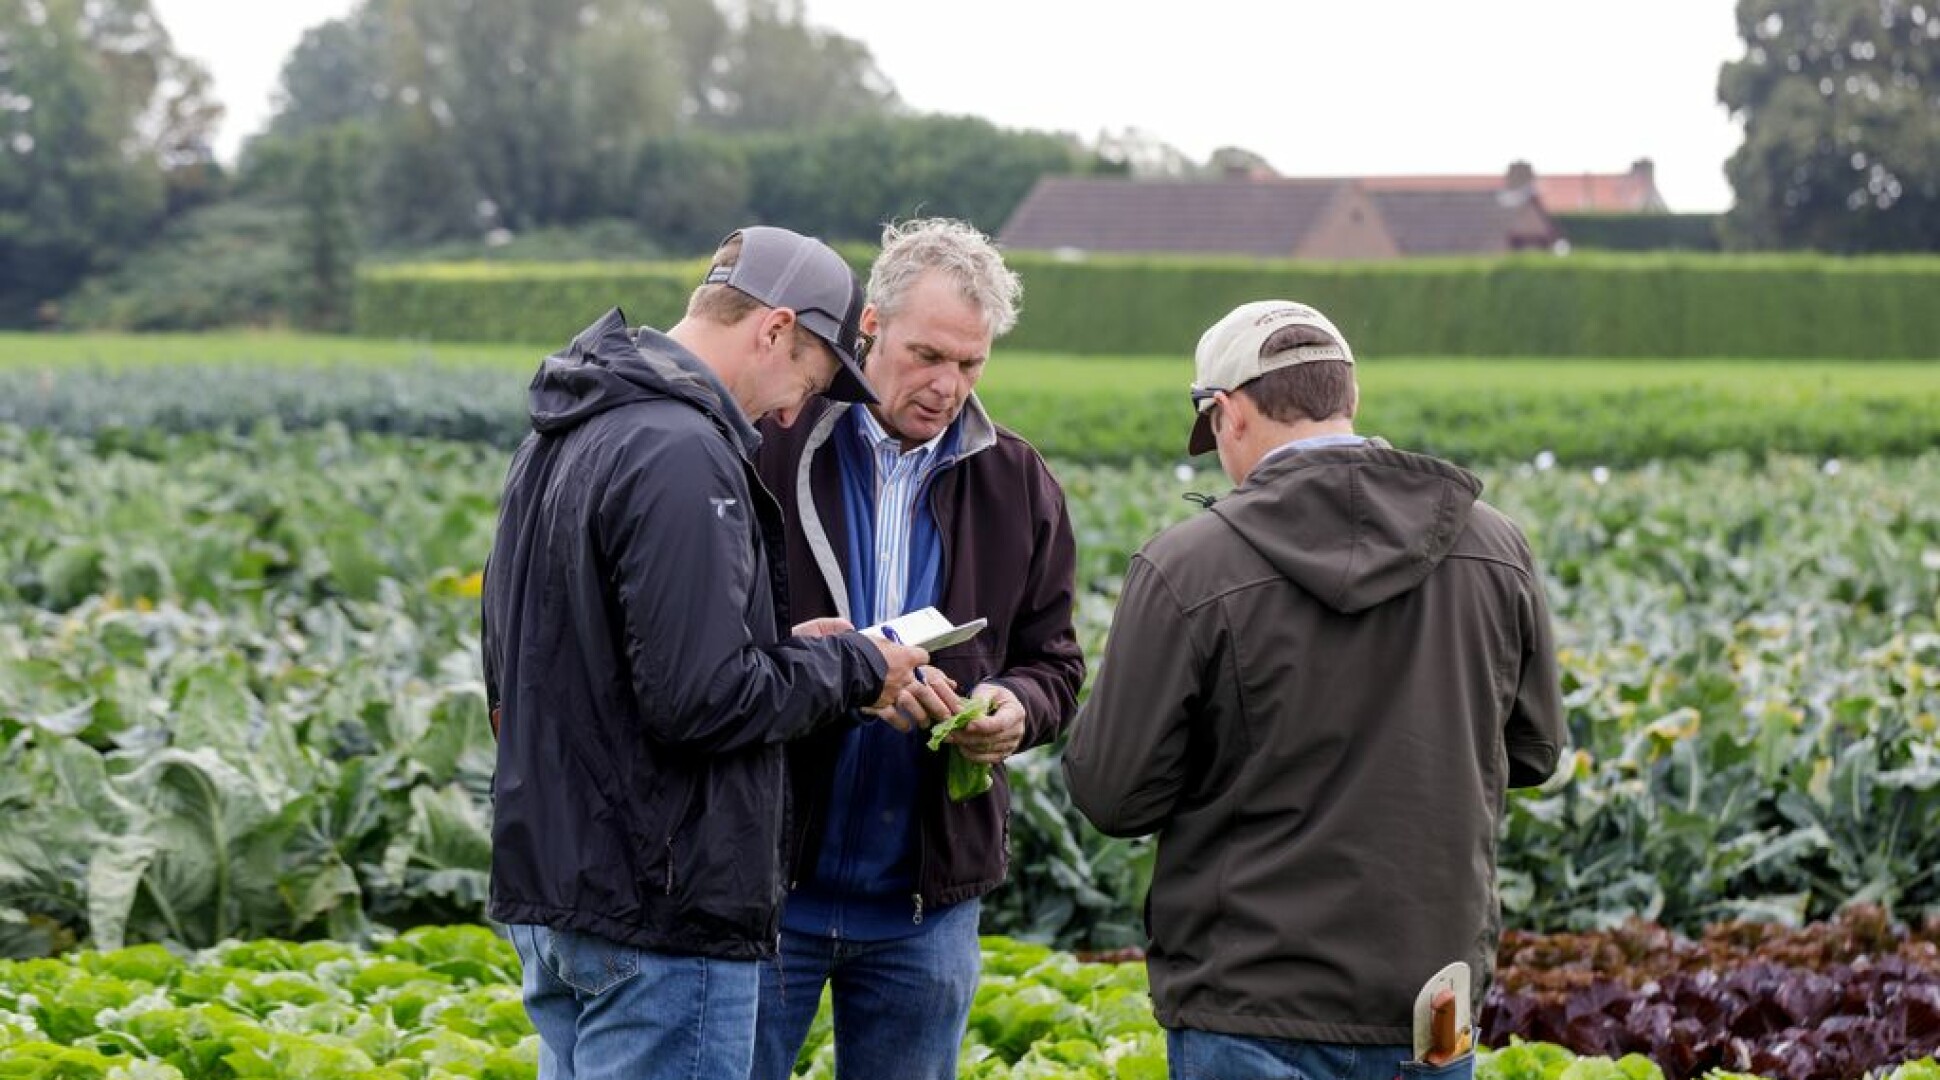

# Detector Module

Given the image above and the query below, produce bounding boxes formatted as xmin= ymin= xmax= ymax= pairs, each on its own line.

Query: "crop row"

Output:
xmin=4 ymin=927 xmax=1937 ymax=1080
xmin=10 ymin=335 xmax=1940 ymax=464
xmin=4 ymin=428 xmax=1937 ymax=962
xmin=1486 ymin=906 xmax=1940 ymax=1078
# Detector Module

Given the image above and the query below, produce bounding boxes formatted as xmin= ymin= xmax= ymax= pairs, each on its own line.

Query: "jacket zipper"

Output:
xmin=909 ymin=469 xmax=956 ymax=928
xmin=929 ymin=474 xmax=951 ymax=602
xmin=787 ymin=753 xmax=824 ymax=892
xmin=664 ymin=837 xmax=675 ymax=895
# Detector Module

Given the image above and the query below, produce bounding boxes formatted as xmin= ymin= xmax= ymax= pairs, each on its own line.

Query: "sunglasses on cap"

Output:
xmin=1189 ymin=387 xmax=1225 ymax=414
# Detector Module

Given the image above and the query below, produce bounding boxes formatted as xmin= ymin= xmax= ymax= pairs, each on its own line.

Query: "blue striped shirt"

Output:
xmin=851 ymin=406 xmax=951 ymax=625
xmin=784 ymin=405 xmax=959 ymax=942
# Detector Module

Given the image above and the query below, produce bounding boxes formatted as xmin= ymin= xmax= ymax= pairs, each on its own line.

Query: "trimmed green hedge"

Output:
xmin=1554 ymin=212 xmax=1723 ymax=252
xmin=351 ymin=248 xmax=891 ymax=347
xmin=1000 ymin=253 xmax=1940 ymax=358
xmin=354 ymin=261 xmax=706 ymax=346
xmin=356 ymin=253 xmax=1940 ymax=359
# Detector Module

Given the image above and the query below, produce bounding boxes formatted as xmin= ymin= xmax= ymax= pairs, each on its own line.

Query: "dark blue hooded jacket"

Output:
xmin=482 ymin=308 xmax=886 ymax=959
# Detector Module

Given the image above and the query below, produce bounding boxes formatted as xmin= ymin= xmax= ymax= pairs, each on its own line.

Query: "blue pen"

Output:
xmin=881 ymin=625 xmax=929 ymax=687
xmin=881 ymin=624 xmax=915 ymax=667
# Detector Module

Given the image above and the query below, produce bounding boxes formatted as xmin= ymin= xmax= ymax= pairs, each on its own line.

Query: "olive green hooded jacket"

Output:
xmin=1064 ymin=444 xmax=1564 ymax=1045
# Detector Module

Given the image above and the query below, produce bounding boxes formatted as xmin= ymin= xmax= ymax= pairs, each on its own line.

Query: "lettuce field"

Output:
xmin=4 ymin=924 xmax=1936 ymax=1080
xmin=2 ymin=335 xmax=1939 ymax=1077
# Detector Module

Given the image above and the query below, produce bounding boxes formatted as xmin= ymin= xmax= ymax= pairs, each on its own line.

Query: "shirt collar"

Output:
xmin=1260 ymin=432 xmax=1370 ymax=467
xmin=852 ymin=405 xmax=950 ymax=463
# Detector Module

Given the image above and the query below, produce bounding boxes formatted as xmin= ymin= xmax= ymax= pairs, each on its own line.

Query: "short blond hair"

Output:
xmin=687 ymin=233 xmax=764 ymax=325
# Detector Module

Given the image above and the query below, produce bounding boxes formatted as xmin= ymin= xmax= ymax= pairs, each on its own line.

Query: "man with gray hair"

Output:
xmin=1063 ymin=300 xmax=1565 ymax=1079
xmin=751 ymin=218 xmax=1085 ymax=1079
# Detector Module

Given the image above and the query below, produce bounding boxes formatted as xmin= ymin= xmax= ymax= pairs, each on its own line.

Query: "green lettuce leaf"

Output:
xmin=926 ymin=698 xmax=994 ymax=801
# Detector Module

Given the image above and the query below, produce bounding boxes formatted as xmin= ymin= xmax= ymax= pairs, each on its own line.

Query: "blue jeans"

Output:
xmin=1167 ymin=1028 xmax=1475 ymax=1080
xmin=750 ymin=898 xmax=981 ymax=1080
xmin=508 ymin=923 xmax=761 ymax=1080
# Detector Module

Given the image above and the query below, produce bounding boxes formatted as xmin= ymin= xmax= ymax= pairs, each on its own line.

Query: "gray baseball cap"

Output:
xmin=703 ymin=226 xmax=876 ymax=404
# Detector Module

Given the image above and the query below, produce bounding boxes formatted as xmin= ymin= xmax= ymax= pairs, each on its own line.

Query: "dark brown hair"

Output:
xmin=1237 ymin=325 xmax=1357 ymax=423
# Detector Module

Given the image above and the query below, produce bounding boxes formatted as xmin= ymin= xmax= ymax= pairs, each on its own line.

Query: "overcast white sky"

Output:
xmin=153 ymin=0 xmax=1747 ymax=212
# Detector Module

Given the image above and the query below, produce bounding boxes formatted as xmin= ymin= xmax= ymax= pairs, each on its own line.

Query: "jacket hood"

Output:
xmin=527 ymin=307 xmax=759 ymax=454
xmin=1211 ymin=446 xmax=1482 ymax=614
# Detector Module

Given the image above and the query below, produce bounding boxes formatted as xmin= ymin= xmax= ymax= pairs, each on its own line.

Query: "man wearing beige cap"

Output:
xmin=1063 ymin=300 xmax=1565 ymax=1079
xmin=483 ymin=226 xmax=929 ymax=1080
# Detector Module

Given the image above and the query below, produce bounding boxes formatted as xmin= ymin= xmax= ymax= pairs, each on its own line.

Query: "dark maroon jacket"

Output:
xmin=756 ymin=395 xmax=1085 ymax=909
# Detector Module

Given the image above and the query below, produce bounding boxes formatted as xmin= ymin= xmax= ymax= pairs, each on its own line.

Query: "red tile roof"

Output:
xmin=1331 ymin=163 xmax=1669 ymax=212
xmin=1534 ymin=173 xmax=1665 ymax=213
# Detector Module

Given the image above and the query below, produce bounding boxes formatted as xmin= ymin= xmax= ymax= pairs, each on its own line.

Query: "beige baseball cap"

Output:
xmin=1188 ymin=299 xmax=1355 ymax=455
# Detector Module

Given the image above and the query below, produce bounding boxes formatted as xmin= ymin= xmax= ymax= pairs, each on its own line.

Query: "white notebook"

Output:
xmin=861 ymin=607 xmax=987 ymax=652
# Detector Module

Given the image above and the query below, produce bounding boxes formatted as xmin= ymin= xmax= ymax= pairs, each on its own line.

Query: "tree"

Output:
xmin=0 ymin=0 xmax=220 ymax=324
xmin=59 ymin=200 xmax=304 ymax=331
xmin=1206 ymin=146 xmax=1279 ymax=179
xmin=746 ymin=115 xmax=1104 ymax=242
xmin=631 ymin=132 xmax=753 ymax=253
xmin=698 ymin=0 xmax=897 ymax=133
xmin=1092 ymin=127 xmax=1201 ymax=179
xmin=265 ymin=16 xmax=386 ymax=138
xmin=260 ymin=0 xmax=900 ymax=249
xmin=1719 ymin=0 xmax=1940 ymax=251
xmin=256 ymin=0 xmax=687 ymax=244
xmin=297 ymin=129 xmax=359 ymax=330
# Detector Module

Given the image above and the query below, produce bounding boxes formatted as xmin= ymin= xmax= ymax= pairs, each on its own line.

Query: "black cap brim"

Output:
xmin=1188 ymin=410 xmax=1216 ymax=456
xmin=823 ymin=352 xmax=877 ymax=404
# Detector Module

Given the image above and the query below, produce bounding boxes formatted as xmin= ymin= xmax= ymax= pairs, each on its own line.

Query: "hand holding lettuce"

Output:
xmin=928 ymin=696 xmax=996 ymax=801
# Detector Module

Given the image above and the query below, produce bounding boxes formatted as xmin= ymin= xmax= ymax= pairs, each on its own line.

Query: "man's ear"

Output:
xmin=860 ymin=303 xmax=880 ymax=337
xmin=755 ymin=307 xmax=797 ymax=356
xmin=1216 ymin=389 xmax=1251 ymax=441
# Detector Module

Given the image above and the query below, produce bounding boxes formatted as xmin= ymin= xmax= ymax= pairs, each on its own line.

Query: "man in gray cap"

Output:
xmin=482 ymin=226 xmax=931 ymax=1080
xmin=1063 ymin=300 xmax=1565 ymax=1080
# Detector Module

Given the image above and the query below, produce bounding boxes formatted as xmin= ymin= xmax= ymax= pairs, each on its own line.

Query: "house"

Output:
xmin=997 ymin=177 xmax=1402 ymax=260
xmin=1356 ymin=160 xmax=1670 ymax=214
xmin=1365 ymin=188 xmax=1560 ymax=255
xmin=998 ymin=173 xmax=1562 ymax=260
xmin=1528 ymin=159 xmax=1669 ymax=214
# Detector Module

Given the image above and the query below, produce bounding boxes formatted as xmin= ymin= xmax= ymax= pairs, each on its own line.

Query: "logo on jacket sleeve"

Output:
xmin=710 ymin=497 xmax=738 ymax=519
